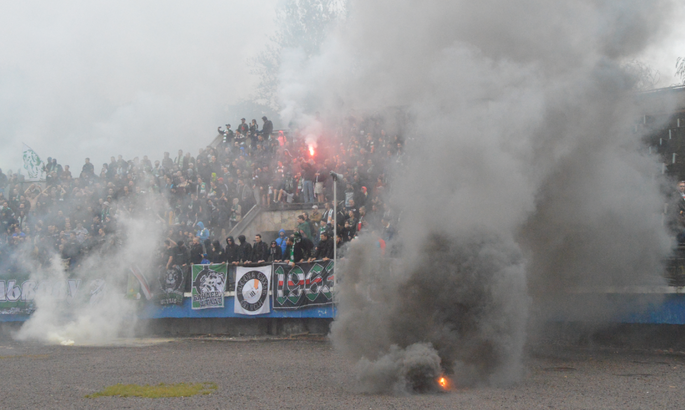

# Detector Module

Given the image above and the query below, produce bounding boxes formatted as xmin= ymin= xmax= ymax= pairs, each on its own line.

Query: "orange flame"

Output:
xmin=308 ymin=145 xmax=315 ymax=156
xmin=437 ymin=375 xmax=452 ymax=390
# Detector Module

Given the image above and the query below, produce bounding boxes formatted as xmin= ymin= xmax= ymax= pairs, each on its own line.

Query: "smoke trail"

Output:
xmin=14 ymin=198 xmax=165 ymax=345
xmin=280 ymin=0 xmax=679 ymax=393
xmin=278 ymin=48 xmax=326 ymax=151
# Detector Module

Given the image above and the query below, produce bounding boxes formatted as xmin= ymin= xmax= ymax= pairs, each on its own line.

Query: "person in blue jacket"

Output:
xmin=275 ymin=229 xmax=287 ymax=258
xmin=196 ymin=222 xmax=210 ymax=242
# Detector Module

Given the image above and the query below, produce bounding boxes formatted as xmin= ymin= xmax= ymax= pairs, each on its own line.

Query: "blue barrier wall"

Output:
xmin=3 ymin=293 xmax=685 ymax=324
xmin=138 ymin=296 xmax=336 ymax=320
xmin=623 ymin=295 xmax=685 ymax=324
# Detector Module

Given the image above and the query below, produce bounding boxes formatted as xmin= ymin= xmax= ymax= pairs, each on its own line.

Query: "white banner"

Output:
xmin=234 ymin=265 xmax=271 ymax=315
xmin=22 ymin=143 xmax=45 ymax=181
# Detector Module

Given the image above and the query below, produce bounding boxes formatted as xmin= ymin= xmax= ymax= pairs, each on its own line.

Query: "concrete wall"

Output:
xmin=137 ymin=318 xmax=332 ymax=337
xmin=241 ymin=208 xmax=313 ymax=242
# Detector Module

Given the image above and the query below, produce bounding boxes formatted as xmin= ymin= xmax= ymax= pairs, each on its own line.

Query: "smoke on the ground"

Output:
xmin=14 ymin=199 xmax=165 ymax=345
xmin=279 ymin=0 xmax=679 ymax=393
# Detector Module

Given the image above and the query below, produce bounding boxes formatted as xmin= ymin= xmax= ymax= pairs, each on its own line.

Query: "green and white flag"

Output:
xmin=22 ymin=144 xmax=45 ymax=181
xmin=191 ymin=263 xmax=228 ymax=310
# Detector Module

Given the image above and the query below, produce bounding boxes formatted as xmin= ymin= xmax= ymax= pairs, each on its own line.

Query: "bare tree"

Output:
xmin=676 ymin=57 xmax=685 ymax=85
xmin=623 ymin=60 xmax=660 ymax=91
xmin=251 ymin=0 xmax=346 ymax=109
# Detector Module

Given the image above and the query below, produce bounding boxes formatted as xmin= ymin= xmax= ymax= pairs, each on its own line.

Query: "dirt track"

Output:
xmin=0 ymin=337 xmax=684 ymax=409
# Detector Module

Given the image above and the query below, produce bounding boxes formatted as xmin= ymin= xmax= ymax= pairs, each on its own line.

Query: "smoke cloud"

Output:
xmin=14 ymin=196 xmax=165 ymax=345
xmin=279 ymin=0 xmax=681 ymax=393
xmin=0 ymin=0 xmax=278 ymax=171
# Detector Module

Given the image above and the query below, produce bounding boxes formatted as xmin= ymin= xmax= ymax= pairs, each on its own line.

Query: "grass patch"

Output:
xmin=85 ymin=382 xmax=217 ymax=399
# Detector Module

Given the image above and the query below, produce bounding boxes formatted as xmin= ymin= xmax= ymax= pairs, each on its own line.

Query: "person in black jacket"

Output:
xmin=189 ymin=237 xmax=204 ymax=264
xmin=209 ymin=240 xmax=224 ymax=263
xmin=267 ymin=241 xmax=281 ymax=262
xmin=224 ymin=236 xmax=238 ymax=263
xmin=291 ymin=233 xmax=312 ymax=263
xmin=310 ymin=232 xmax=334 ymax=261
xmin=261 ymin=116 xmax=273 ymax=138
xmin=168 ymin=240 xmax=191 ymax=292
xmin=235 ymin=234 xmax=252 ymax=264
xmin=251 ymin=233 xmax=269 ymax=262
xmin=175 ymin=241 xmax=190 ymax=267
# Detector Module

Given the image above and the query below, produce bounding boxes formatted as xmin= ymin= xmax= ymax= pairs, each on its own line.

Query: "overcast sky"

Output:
xmin=1 ymin=1 xmax=684 ymax=174
xmin=637 ymin=3 xmax=685 ymax=88
xmin=0 ymin=0 xmax=278 ymax=173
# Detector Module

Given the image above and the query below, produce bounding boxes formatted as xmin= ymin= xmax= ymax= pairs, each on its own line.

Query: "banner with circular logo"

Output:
xmin=234 ymin=265 xmax=271 ymax=315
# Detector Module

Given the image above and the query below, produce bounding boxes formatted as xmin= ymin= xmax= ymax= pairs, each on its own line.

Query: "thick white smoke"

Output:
xmin=278 ymin=0 xmax=680 ymax=392
xmin=14 ymin=201 xmax=165 ymax=345
xmin=0 ymin=0 xmax=278 ymax=170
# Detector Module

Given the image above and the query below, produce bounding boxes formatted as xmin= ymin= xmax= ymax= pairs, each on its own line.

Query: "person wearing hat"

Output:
xmin=218 ymin=124 xmax=234 ymax=144
xmin=237 ymin=118 xmax=249 ymax=135
xmin=261 ymin=116 xmax=273 ymax=138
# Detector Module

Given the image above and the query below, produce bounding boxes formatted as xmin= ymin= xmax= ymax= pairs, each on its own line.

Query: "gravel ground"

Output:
xmin=0 ymin=336 xmax=684 ymax=409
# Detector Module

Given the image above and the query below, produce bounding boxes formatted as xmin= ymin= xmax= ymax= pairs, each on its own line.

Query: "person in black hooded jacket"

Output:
xmin=209 ymin=240 xmax=224 ymax=263
xmin=236 ymin=234 xmax=252 ymax=264
xmin=224 ymin=236 xmax=238 ymax=263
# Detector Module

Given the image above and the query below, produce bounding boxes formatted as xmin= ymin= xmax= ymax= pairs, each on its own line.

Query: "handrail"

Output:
xmin=208 ymin=134 xmax=224 ymax=149
xmin=226 ymin=204 xmax=261 ymax=237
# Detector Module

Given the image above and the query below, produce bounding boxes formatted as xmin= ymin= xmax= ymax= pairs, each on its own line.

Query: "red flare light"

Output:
xmin=309 ymin=145 xmax=315 ymax=156
xmin=437 ymin=375 xmax=452 ymax=390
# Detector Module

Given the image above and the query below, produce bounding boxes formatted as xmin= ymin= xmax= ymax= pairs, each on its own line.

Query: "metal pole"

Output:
xmin=333 ymin=178 xmax=337 ymax=289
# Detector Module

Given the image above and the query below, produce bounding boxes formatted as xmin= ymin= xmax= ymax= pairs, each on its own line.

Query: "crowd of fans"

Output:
xmin=0 ymin=115 xmax=404 ymax=276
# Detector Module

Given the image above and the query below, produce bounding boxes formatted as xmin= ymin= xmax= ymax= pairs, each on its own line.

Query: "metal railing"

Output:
xmin=226 ymin=204 xmax=260 ymax=238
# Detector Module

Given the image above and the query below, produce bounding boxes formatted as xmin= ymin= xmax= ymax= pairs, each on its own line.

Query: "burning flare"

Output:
xmin=308 ymin=145 xmax=315 ymax=157
xmin=437 ymin=375 xmax=451 ymax=390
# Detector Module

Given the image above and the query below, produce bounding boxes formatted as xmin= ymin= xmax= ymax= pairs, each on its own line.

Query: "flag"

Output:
xmin=191 ymin=263 xmax=228 ymax=310
xmin=273 ymin=261 xmax=334 ymax=310
xmin=22 ymin=144 xmax=45 ymax=181
xmin=234 ymin=265 xmax=272 ymax=315
xmin=154 ymin=265 xmax=186 ymax=306
xmin=129 ymin=266 xmax=153 ymax=300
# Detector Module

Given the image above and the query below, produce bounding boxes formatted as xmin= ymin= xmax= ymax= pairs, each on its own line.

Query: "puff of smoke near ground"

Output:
xmin=333 ymin=233 xmax=528 ymax=392
xmin=14 ymin=197 xmax=165 ymax=346
xmin=292 ymin=0 xmax=682 ymax=394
